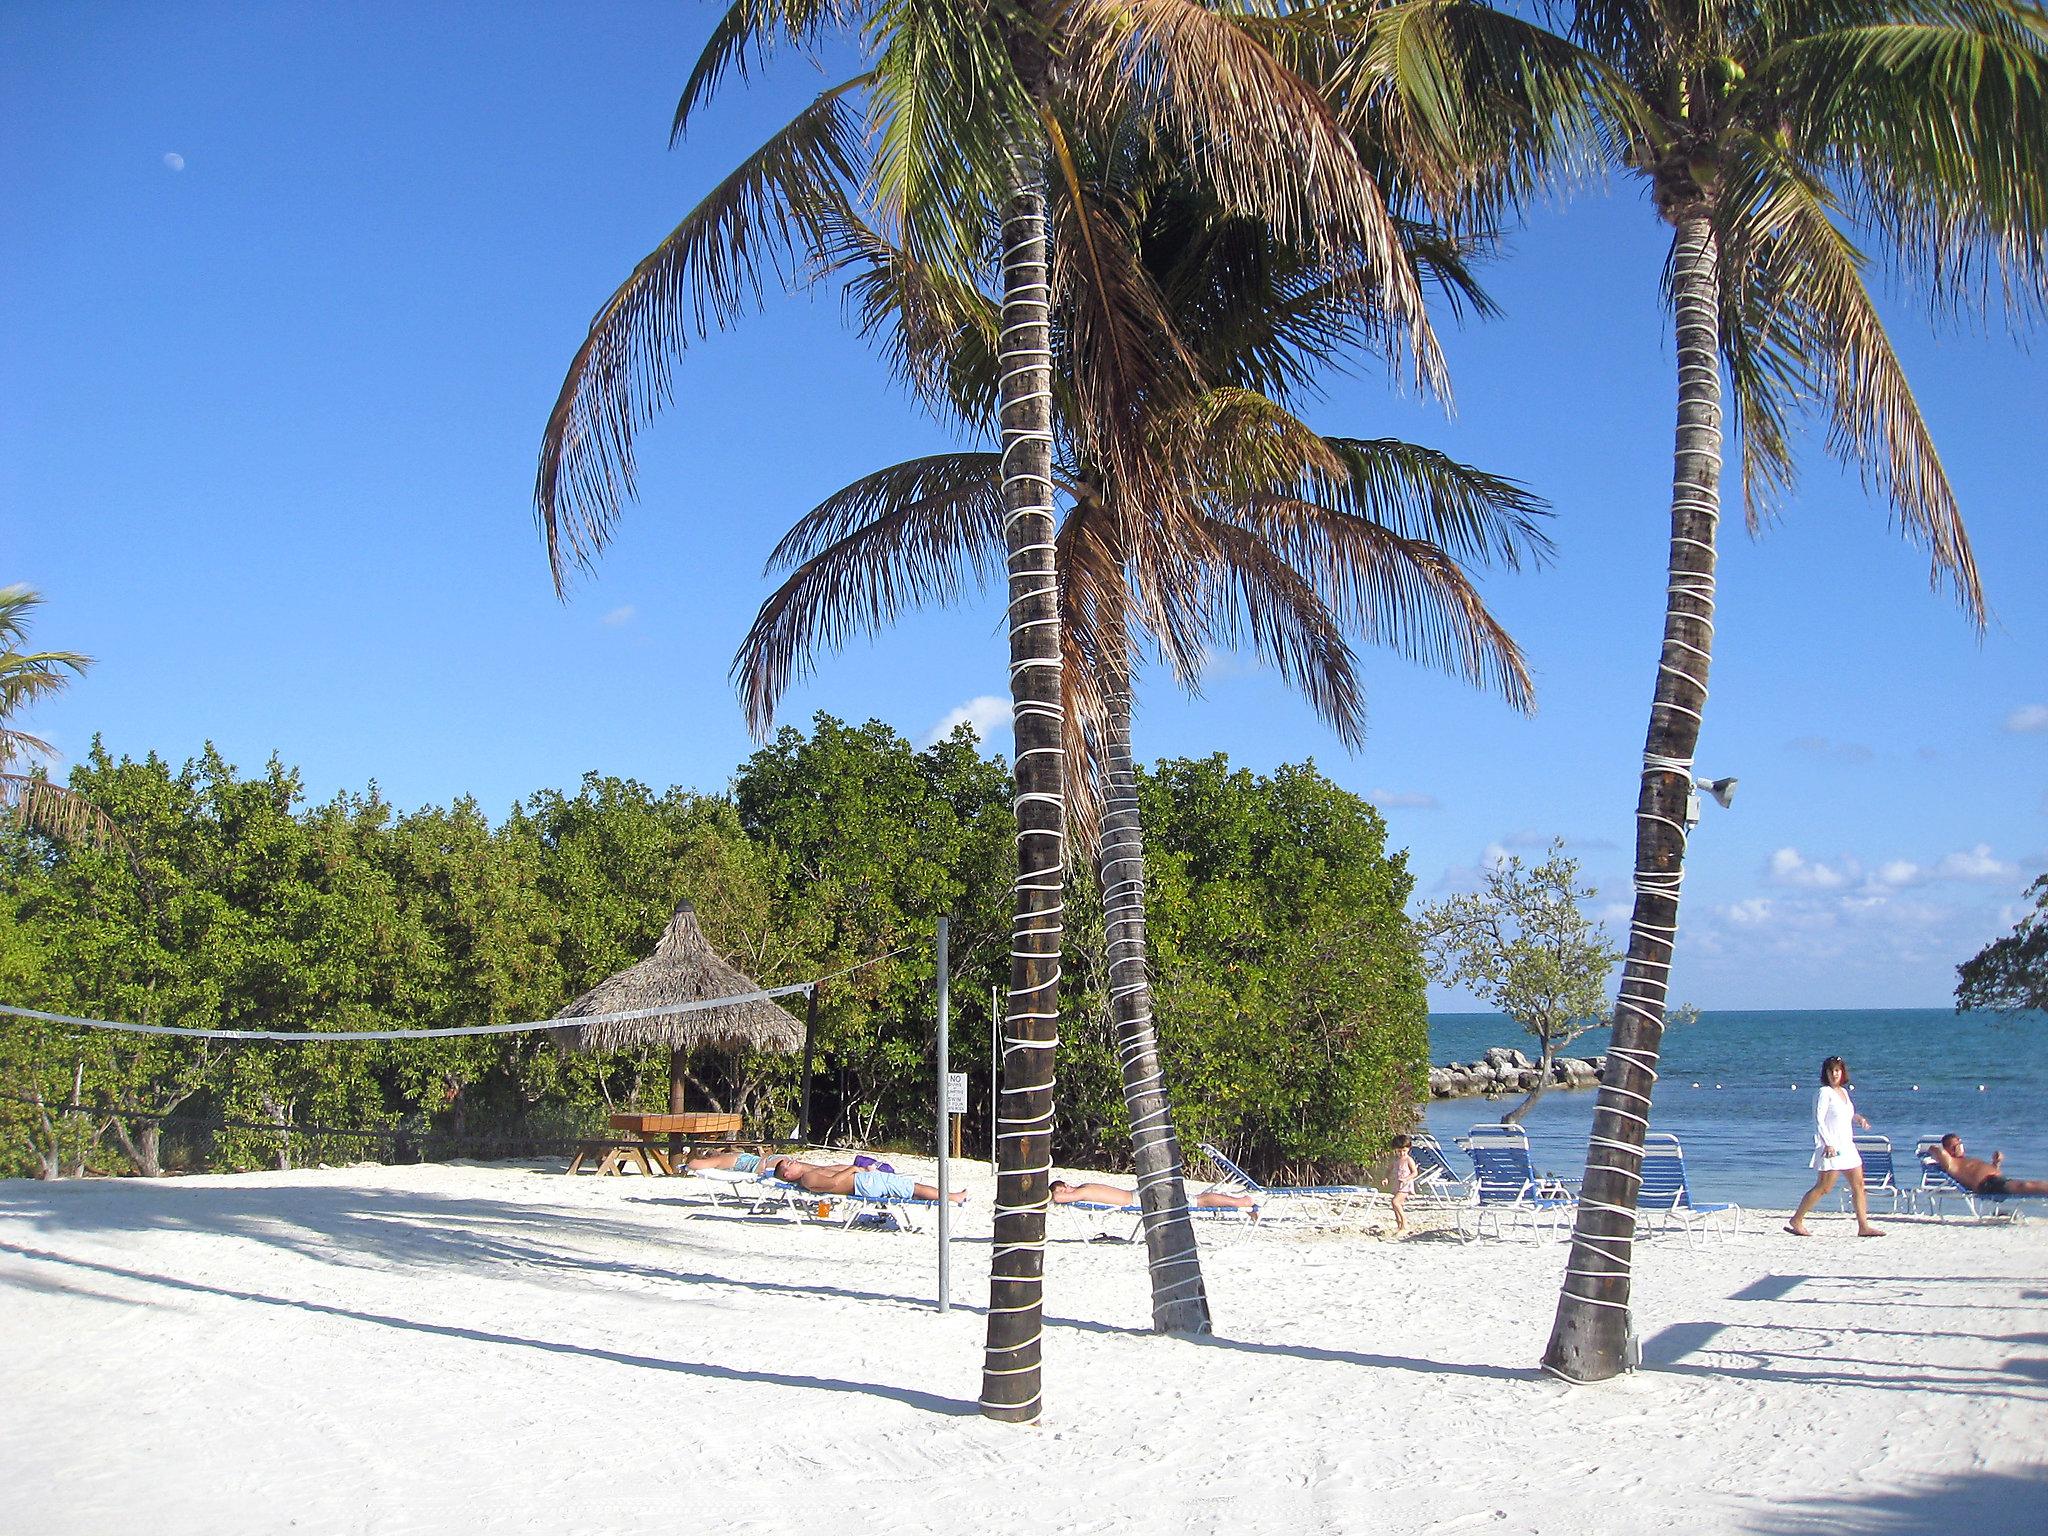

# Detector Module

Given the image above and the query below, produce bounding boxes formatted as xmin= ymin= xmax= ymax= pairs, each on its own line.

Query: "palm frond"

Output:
xmin=1297 ymin=0 xmax=1630 ymax=218
xmin=735 ymin=453 xmax=1006 ymax=733
xmin=1066 ymin=0 xmax=1448 ymax=391
xmin=673 ymin=0 xmax=851 ymax=140
xmin=1218 ymin=493 xmax=1538 ymax=711
xmin=822 ymin=207 xmax=1005 ymax=430
xmin=1193 ymin=512 xmax=1371 ymax=744
xmin=0 ymin=774 xmax=132 ymax=857
xmin=535 ymin=84 xmax=868 ymax=590
xmin=867 ymin=0 xmax=1034 ymax=271
xmin=1713 ymin=135 xmax=1986 ymax=624
xmin=1751 ymin=17 xmax=2048 ymax=318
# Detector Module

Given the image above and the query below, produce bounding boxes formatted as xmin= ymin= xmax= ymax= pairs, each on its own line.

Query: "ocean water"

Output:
xmin=1422 ymin=1008 xmax=2048 ymax=1211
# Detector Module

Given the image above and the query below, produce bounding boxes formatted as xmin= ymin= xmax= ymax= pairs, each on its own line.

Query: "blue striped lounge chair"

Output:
xmin=1462 ymin=1123 xmax=1575 ymax=1240
xmin=1055 ymin=1155 xmax=1261 ymax=1241
xmin=1838 ymin=1134 xmax=1908 ymax=1215
xmin=1198 ymin=1141 xmax=1373 ymax=1214
xmin=1411 ymin=1133 xmax=1474 ymax=1205
xmin=1639 ymin=1132 xmax=1741 ymax=1243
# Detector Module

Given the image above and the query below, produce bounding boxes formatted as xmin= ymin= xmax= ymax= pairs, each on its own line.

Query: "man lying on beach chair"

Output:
xmin=1927 ymin=1134 xmax=2048 ymax=1200
xmin=768 ymin=1157 xmax=965 ymax=1206
xmin=1050 ymin=1179 xmax=1258 ymax=1216
xmin=685 ymin=1149 xmax=895 ymax=1177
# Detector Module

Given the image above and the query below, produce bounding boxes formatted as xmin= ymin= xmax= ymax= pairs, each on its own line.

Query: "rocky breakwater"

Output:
xmin=1428 ymin=1046 xmax=1604 ymax=1100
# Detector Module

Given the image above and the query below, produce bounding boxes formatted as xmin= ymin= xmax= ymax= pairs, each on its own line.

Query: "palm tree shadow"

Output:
xmin=1185 ymin=1330 xmax=1528 ymax=1381
xmin=0 ymin=1241 xmax=977 ymax=1416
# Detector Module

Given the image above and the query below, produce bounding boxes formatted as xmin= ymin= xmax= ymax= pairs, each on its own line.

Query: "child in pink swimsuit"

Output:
xmin=1390 ymin=1135 xmax=1419 ymax=1234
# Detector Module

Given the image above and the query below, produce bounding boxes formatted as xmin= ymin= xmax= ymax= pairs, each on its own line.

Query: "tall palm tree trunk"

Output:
xmin=1544 ymin=214 xmax=1721 ymax=1384
xmin=980 ymin=141 xmax=1066 ymax=1423
xmin=1099 ymin=632 xmax=1212 ymax=1335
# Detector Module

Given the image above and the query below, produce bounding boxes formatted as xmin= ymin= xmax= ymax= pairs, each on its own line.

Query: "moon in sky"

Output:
xmin=163 ymin=152 xmax=185 ymax=172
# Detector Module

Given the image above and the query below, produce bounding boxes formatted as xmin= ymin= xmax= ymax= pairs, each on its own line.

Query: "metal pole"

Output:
xmin=936 ymin=916 xmax=951 ymax=1314
xmin=991 ymin=984 xmax=1000 ymax=1170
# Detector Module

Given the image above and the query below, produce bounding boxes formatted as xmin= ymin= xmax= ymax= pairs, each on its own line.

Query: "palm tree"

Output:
xmin=1305 ymin=0 xmax=2047 ymax=1382
xmin=733 ymin=130 xmax=1548 ymax=1335
xmin=0 ymin=584 xmax=117 ymax=848
xmin=534 ymin=2 xmax=1432 ymax=1420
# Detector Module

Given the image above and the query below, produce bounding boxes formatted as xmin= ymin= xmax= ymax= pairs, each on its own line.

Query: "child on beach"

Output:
xmin=1390 ymin=1135 xmax=1418 ymax=1234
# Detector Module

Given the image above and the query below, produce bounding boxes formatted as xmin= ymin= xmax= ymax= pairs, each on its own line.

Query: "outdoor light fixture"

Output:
xmin=1685 ymin=775 xmax=1739 ymax=827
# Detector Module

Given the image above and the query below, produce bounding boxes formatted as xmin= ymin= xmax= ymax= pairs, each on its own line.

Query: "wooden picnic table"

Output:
xmin=567 ymin=1111 xmax=746 ymax=1177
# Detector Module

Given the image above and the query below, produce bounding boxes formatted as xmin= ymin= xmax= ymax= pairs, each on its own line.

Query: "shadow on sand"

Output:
xmin=1741 ymin=1469 xmax=2048 ymax=1535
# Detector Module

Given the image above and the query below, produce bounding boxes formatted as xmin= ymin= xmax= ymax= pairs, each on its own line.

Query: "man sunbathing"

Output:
xmin=1050 ymin=1178 xmax=1257 ymax=1214
xmin=767 ymin=1157 xmax=964 ymax=1204
xmin=685 ymin=1149 xmax=894 ymax=1176
xmin=1928 ymin=1134 xmax=2048 ymax=1198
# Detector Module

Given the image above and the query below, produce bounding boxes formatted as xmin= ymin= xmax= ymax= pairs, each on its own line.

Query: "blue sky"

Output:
xmin=5 ymin=3 xmax=2043 ymax=1011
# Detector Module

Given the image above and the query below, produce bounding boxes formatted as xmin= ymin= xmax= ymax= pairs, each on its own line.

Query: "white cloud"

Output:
xmin=1368 ymin=789 xmax=1439 ymax=810
xmin=1724 ymin=897 xmax=1773 ymax=925
xmin=1199 ymin=651 xmax=1266 ymax=682
xmin=1867 ymin=843 xmax=2015 ymax=889
xmin=162 ymin=152 xmax=185 ymax=172
xmin=925 ymin=695 xmax=1009 ymax=750
xmin=600 ymin=604 xmax=636 ymax=627
xmin=1931 ymin=844 xmax=2016 ymax=882
xmin=2004 ymin=703 xmax=2048 ymax=733
xmin=1767 ymin=847 xmax=1853 ymax=889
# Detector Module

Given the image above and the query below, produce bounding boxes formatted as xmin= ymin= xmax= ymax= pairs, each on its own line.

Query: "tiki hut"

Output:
xmin=553 ymin=899 xmax=806 ymax=1119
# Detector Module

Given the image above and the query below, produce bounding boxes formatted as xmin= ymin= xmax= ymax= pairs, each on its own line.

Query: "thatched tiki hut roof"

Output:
xmin=554 ymin=901 xmax=804 ymax=1115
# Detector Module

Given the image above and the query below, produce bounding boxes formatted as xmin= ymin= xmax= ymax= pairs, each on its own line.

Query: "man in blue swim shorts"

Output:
xmin=768 ymin=1157 xmax=965 ymax=1204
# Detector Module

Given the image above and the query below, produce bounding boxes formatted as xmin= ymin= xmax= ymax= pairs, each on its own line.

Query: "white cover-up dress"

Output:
xmin=1811 ymin=1085 xmax=1862 ymax=1171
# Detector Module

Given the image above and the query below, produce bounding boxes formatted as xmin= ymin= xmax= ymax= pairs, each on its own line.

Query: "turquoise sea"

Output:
xmin=1422 ymin=1008 xmax=2048 ymax=1211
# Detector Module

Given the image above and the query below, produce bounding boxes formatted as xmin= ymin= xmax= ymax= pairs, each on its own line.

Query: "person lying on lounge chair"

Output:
xmin=686 ymin=1149 xmax=765 ymax=1174
xmin=1929 ymin=1134 xmax=2048 ymax=1198
xmin=1049 ymin=1179 xmax=1257 ymax=1214
xmin=767 ymin=1157 xmax=964 ymax=1204
xmin=686 ymin=1149 xmax=895 ymax=1176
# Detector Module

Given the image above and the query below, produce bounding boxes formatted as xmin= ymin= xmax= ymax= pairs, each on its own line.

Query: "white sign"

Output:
xmin=944 ymin=1072 xmax=969 ymax=1114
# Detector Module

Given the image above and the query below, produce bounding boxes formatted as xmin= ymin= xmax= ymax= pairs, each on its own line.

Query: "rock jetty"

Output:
xmin=1428 ymin=1046 xmax=1604 ymax=1100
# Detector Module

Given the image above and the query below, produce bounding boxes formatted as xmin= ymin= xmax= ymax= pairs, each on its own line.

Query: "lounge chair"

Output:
xmin=1461 ymin=1123 xmax=1575 ymax=1240
xmin=1839 ymin=1134 xmax=1908 ymax=1215
xmin=1914 ymin=1137 xmax=2016 ymax=1223
xmin=1639 ymin=1132 xmax=1741 ymax=1243
xmin=695 ymin=1160 xmax=946 ymax=1231
xmin=1198 ymin=1142 xmax=1375 ymax=1211
xmin=1411 ymin=1132 xmax=1474 ymax=1204
xmin=1054 ymin=1155 xmax=1262 ymax=1241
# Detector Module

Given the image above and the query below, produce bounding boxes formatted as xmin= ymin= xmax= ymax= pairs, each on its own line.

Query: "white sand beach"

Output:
xmin=3 ymin=1157 xmax=2043 ymax=1536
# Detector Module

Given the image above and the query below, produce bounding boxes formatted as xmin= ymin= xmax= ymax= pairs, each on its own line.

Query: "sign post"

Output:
xmin=936 ymin=917 xmax=951 ymax=1314
xmin=945 ymin=1071 xmax=968 ymax=1158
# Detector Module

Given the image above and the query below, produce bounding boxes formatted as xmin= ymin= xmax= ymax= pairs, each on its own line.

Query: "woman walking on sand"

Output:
xmin=1787 ymin=1056 xmax=1885 ymax=1237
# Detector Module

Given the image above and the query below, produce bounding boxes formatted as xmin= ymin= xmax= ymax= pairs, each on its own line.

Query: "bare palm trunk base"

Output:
xmin=981 ymin=151 xmax=1065 ymax=1424
xmin=1100 ymin=658 xmax=1211 ymax=1334
xmin=1545 ymin=215 xmax=1721 ymax=1384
